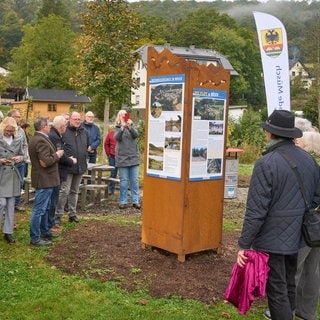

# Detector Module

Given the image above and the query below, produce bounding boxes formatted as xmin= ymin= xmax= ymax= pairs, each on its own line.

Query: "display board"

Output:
xmin=141 ymin=47 xmax=230 ymax=261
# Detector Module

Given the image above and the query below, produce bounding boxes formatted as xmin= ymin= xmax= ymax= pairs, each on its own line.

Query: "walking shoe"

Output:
xmin=30 ymin=239 xmax=52 ymax=247
xmin=50 ymin=225 xmax=63 ymax=233
xmin=69 ymin=216 xmax=80 ymax=223
xmin=4 ymin=233 xmax=15 ymax=244
xmin=41 ymin=233 xmax=59 ymax=240
xmin=264 ymin=310 xmax=271 ymax=319
xmin=132 ymin=203 xmax=141 ymax=209
xmin=15 ymin=205 xmax=26 ymax=212
xmin=119 ymin=204 xmax=127 ymax=209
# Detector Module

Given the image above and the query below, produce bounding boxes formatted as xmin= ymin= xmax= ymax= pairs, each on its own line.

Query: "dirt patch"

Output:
xmin=46 ymin=177 xmax=249 ymax=304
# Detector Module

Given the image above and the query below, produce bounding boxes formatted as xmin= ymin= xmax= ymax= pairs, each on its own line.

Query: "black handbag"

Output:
xmin=277 ymin=149 xmax=320 ymax=247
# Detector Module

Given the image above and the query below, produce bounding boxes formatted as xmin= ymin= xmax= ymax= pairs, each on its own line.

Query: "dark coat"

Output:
xmin=114 ymin=124 xmax=140 ymax=167
xmin=48 ymin=127 xmax=74 ymax=182
xmin=28 ymin=132 xmax=60 ymax=189
xmin=238 ymin=140 xmax=320 ymax=255
xmin=62 ymin=124 xmax=89 ymax=174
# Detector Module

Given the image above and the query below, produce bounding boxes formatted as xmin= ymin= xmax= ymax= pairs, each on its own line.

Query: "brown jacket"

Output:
xmin=28 ymin=132 xmax=60 ymax=189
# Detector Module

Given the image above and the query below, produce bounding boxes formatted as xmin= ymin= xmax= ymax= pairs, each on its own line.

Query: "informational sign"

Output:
xmin=146 ymin=74 xmax=185 ymax=180
xmin=189 ymin=88 xmax=227 ymax=181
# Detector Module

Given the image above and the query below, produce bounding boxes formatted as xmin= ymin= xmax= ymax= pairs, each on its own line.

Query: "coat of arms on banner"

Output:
xmin=261 ymin=28 xmax=283 ymax=58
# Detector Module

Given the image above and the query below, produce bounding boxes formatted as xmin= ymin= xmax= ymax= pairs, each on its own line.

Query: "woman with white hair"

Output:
xmin=0 ymin=117 xmax=24 ymax=244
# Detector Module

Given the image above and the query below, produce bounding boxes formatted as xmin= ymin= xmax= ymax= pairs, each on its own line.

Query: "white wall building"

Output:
xmin=289 ymin=58 xmax=313 ymax=90
xmin=0 ymin=66 xmax=9 ymax=77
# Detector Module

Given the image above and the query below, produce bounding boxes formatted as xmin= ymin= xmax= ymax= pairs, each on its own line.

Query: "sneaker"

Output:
xmin=41 ymin=233 xmax=59 ymax=240
xmin=30 ymin=239 xmax=52 ymax=247
xmin=264 ymin=310 xmax=271 ymax=319
xmin=69 ymin=216 xmax=80 ymax=223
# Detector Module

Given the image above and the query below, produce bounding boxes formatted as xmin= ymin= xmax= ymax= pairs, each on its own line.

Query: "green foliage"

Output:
xmin=8 ymin=14 xmax=77 ymax=89
xmin=73 ymin=0 xmax=140 ymax=109
xmin=169 ymin=8 xmax=263 ymax=106
xmin=228 ymin=109 xmax=266 ymax=163
xmin=38 ymin=0 xmax=70 ymax=21
xmin=137 ymin=120 xmax=145 ymax=154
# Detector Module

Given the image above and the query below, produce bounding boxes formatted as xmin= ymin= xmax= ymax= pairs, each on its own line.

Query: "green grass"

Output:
xmin=238 ymin=163 xmax=253 ymax=175
xmin=0 ymin=208 xmax=268 ymax=320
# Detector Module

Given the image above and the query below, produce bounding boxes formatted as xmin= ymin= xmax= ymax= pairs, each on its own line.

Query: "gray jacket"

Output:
xmin=0 ymin=135 xmax=23 ymax=197
xmin=114 ymin=124 xmax=140 ymax=167
xmin=238 ymin=140 xmax=320 ymax=255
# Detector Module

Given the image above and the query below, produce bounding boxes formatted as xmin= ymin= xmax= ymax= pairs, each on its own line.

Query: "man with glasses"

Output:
xmin=28 ymin=117 xmax=64 ymax=246
xmin=81 ymin=111 xmax=101 ymax=164
xmin=7 ymin=109 xmax=29 ymax=211
xmin=55 ymin=112 xmax=89 ymax=225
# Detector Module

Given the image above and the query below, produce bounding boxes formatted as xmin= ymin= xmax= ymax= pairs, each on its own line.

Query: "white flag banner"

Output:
xmin=253 ymin=11 xmax=290 ymax=115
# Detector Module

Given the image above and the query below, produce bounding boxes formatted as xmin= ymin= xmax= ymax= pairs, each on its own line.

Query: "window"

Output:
xmin=48 ymin=103 xmax=57 ymax=112
xmin=135 ymin=95 xmax=140 ymax=104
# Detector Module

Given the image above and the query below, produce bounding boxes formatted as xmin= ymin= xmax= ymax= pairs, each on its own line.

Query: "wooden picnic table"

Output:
xmin=79 ymin=163 xmax=115 ymax=210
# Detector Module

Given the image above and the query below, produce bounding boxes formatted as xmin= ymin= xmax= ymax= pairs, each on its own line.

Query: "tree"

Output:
xmin=8 ymin=15 xmax=77 ymax=89
xmin=72 ymin=0 xmax=141 ymax=135
xmin=38 ymin=0 xmax=70 ymax=22
xmin=170 ymin=8 xmax=263 ymax=107
xmin=301 ymin=13 xmax=320 ymax=128
xmin=0 ymin=8 xmax=23 ymax=65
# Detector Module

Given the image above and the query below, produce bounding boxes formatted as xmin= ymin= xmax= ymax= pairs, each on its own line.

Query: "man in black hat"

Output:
xmin=236 ymin=110 xmax=320 ymax=320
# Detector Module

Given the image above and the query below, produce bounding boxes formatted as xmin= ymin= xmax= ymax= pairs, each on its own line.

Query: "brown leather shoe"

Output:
xmin=119 ymin=204 xmax=127 ymax=209
xmin=133 ymin=203 xmax=141 ymax=209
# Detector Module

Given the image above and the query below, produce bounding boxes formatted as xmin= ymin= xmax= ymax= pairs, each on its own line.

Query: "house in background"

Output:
xmin=10 ymin=88 xmax=91 ymax=121
xmin=289 ymin=58 xmax=314 ymax=90
xmin=131 ymin=44 xmax=238 ymax=120
xmin=0 ymin=66 xmax=9 ymax=76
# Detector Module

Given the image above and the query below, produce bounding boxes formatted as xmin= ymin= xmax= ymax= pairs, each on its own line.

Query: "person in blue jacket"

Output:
xmin=81 ymin=111 xmax=101 ymax=164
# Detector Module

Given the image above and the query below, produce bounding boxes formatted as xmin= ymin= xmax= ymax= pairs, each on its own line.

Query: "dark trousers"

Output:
xmin=267 ymin=253 xmax=297 ymax=320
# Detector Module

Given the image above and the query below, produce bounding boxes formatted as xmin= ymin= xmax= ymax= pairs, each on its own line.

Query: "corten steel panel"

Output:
xmin=142 ymin=47 xmax=230 ymax=261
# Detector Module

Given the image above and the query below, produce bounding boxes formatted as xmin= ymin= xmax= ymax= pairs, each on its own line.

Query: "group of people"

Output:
xmin=236 ymin=110 xmax=320 ymax=320
xmin=0 ymin=109 xmax=141 ymax=246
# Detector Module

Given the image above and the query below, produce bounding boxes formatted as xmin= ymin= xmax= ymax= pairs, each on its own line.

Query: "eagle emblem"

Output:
xmin=261 ymin=28 xmax=283 ymax=58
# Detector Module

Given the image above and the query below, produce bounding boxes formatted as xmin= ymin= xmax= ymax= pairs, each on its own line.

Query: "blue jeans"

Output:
xmin=47 ymin=185 xmax=60 ymax=229
xmin=119 ymin=165 xmax=140 ymax=205
xmin=108 ymin=156 xmax=118 ymax=193
xmin=88 ymin=152 xmax=97 ymax=164
xmin=30 ymin=187 xmax=53 ymax=242
xmin=15 ymin=161 xmax=25 ymax=205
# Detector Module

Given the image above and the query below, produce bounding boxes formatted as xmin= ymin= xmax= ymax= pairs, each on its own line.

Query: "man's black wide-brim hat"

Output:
xmin=261 ymin=109 xmax=302 ymax=139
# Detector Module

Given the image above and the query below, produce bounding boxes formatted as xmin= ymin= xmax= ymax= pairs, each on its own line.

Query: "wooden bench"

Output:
xmin=79 ymin=184 xmax=109 ymax=210
xmin=106 ymin=177 xmax=120 ymax=184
